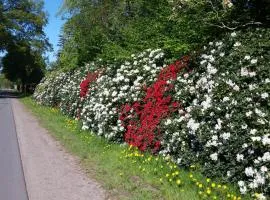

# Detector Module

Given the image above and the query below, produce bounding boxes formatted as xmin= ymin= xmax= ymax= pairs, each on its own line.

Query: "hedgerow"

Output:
xmin=34 ymin=28 xmax=269 ymax=199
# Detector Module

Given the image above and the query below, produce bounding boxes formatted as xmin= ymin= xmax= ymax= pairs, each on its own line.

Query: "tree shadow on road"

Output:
xmin=0 ymin=89 xmax=31 ymax=99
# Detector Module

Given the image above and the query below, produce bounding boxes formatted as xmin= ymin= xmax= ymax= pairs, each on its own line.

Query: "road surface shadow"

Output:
xmin=0 ymin=89 xmax=30 ymax=99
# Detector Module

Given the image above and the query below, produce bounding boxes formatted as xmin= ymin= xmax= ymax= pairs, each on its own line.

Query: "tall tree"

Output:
xmin=0 ymin=0 xmax=50 ymax=51
xmin=2 ymin=42 xmax=45 ymax=89
xmin=0 ymin=0 xmax=49 ymax=90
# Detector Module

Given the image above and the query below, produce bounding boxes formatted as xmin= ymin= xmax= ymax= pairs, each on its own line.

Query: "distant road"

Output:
xmin=0 ymin=90 xmax=28 ymax=200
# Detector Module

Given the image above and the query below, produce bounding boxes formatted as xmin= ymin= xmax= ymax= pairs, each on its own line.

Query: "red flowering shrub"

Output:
xmin=120 ymin=56 xmax=189 ymax=153
xmin=79 ymin=71 xmax=101 ymax=98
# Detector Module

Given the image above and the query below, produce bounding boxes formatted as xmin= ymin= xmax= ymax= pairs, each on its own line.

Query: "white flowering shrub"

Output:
xmin=34 ymin=63 xmax=99 ymax=117
xmin=34 ymin=72 xmax=68 ymax=106
xmin=80 ymin=49 xmax=165 ymax=141
xmin=58 ymin=70 xmax=81 ymax=117
xmin=58 ymin=64 xmax=97 ymax=118
xmin=34 ymin=49 xmax=165 ymax=142
xmin=160 ymin=28 xmax=270 ymax=196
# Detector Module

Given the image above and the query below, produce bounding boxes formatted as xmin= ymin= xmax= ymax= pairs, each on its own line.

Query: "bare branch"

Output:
xmin=207 ymin=0 xmax=220 ymax=20
xmin=206 ymin=21 xmax=263 ymax=30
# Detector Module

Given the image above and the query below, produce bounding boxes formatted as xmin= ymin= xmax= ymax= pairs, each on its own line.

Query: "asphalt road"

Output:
xmin=0 ymin=91 xmax=28 ymax=200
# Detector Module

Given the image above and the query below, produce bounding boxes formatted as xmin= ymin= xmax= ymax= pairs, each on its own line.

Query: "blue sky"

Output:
xmin=44 ymin=0 xmax=65 ymax=62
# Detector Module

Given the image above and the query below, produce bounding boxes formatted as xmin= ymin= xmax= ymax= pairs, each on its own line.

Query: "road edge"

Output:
xmin=10 ymin=98 xmax=30 ymax=200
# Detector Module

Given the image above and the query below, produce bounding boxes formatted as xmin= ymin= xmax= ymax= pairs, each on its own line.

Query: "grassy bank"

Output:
xmin=21 ymin=97 xmax=251 ymax=200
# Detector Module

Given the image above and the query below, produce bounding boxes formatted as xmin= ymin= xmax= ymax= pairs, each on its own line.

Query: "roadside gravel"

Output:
xmin=12 ymin=99 xmax=106 ymax=200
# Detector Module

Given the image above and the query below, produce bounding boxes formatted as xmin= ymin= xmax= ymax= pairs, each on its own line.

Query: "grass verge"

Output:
xmin=21 ymin=97 xmax=251 ymax=200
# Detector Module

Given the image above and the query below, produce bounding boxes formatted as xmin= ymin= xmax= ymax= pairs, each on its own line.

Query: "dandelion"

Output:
xmin=206 ymin=188 xmax=211 ymax=195
xmin=176 ymin=179 xmax=181 ymax=185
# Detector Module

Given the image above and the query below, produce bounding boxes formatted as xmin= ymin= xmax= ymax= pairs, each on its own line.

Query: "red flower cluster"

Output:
xmin=79 ymin=71 xmax=100 ymax=98
xmin=120 ymin=56 xmax=189 ymax=153
xmin=80 ymin=79 xmax=90 ymax=97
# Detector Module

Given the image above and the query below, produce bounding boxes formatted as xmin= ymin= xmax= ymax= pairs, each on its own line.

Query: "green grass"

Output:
xmin=21 ymin=97 xmax=252 ymax=200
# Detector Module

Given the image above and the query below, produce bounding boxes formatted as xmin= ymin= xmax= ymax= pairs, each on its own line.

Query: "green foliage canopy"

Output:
xmin=2 ymin=42 xmax=45 ymax=86
xmin=0 ymin=0 xmax=49 ymax=87
xmin=0 ymin=0 xmax=50 ymax=51
xmin=57 ymin=0 xmax=216 ymax=69
xmin=56 ymin=0 xmax=269 ymax=70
